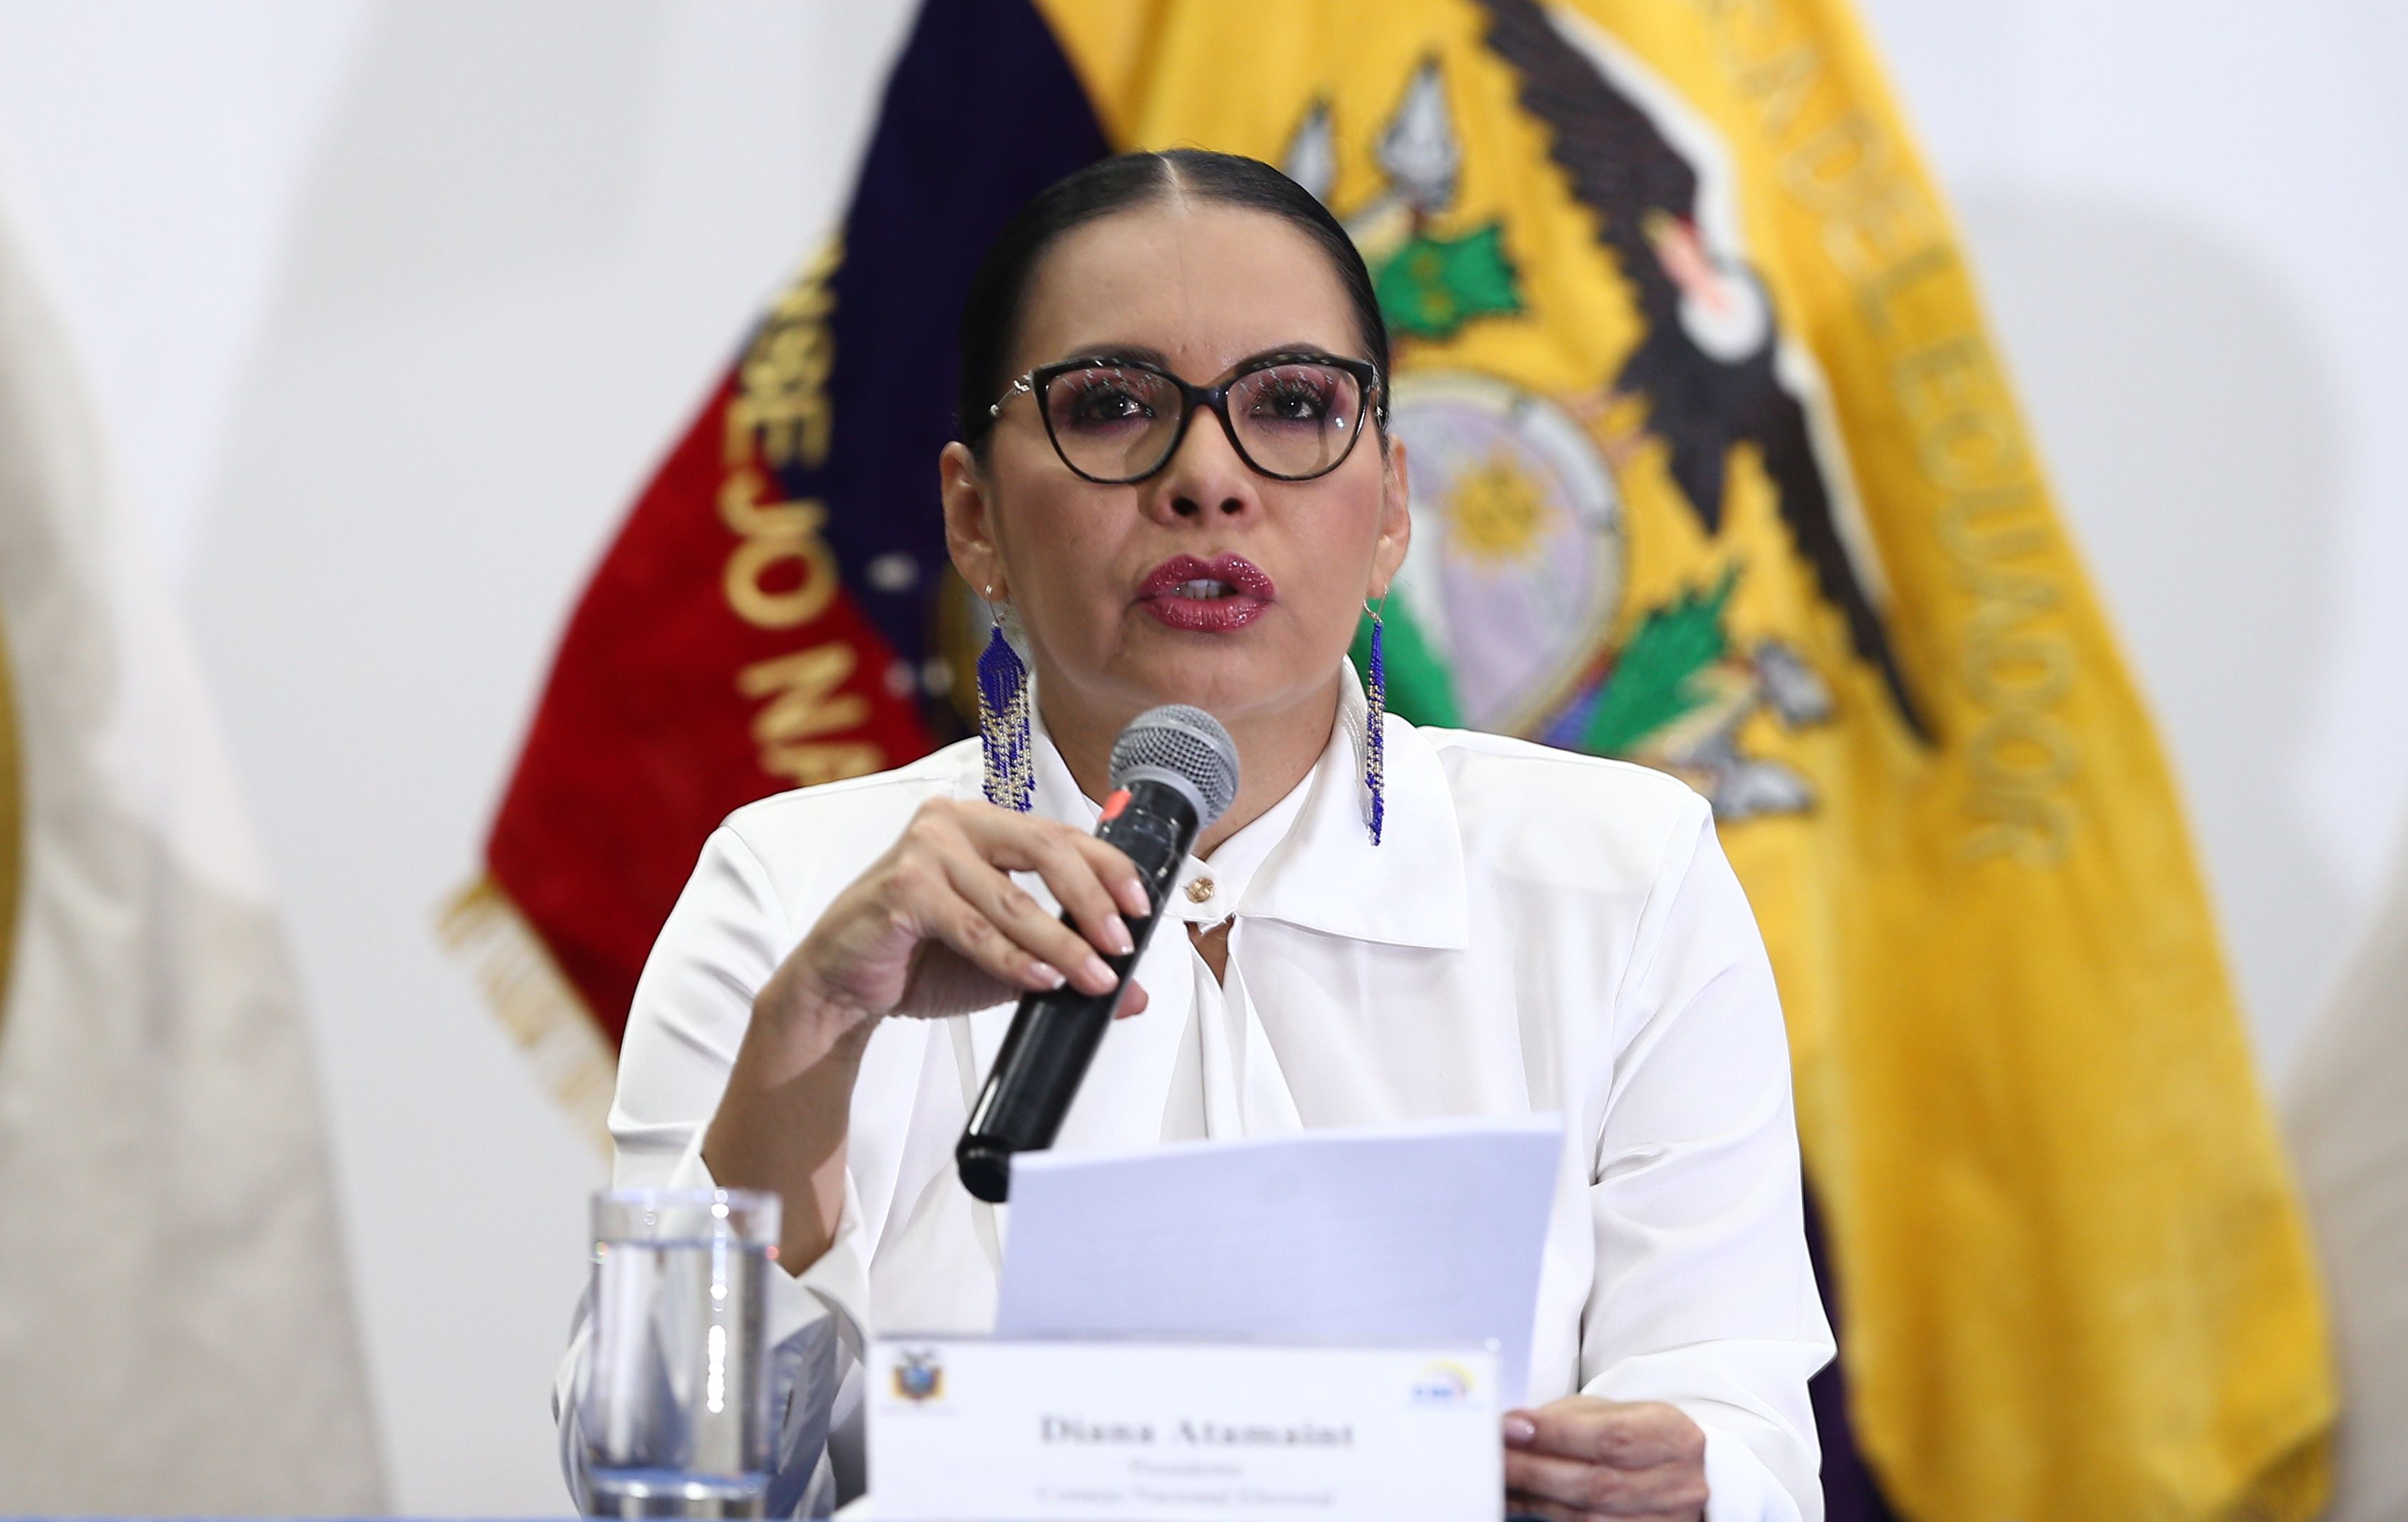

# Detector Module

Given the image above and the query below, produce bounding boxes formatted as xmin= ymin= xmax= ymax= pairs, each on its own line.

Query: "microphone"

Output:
xmin=956 ymin=704 xmax=1240 ymax=1204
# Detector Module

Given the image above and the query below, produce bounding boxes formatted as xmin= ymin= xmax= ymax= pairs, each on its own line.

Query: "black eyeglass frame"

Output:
xmin=988 ymin=350 xmax=1387 ymax=486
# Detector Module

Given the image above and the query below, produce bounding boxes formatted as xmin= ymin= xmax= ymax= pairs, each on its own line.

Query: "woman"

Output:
xmin=561 ymin=149 xmax=1831 ymax=1522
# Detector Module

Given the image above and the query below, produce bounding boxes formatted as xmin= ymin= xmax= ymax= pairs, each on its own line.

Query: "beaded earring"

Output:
xmin=975 ymin=590 xmax=1033 ymax=812
xmin=1364 ymin=599 xmax=1386 ymax=846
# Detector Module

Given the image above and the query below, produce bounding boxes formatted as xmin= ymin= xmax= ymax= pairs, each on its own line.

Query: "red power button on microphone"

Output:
xmin=1100 ymin=788 xmax=1133 ymax=822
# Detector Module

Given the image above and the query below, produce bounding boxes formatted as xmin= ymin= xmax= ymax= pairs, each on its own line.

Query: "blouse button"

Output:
xmin=1185 ymin=876 xmax=1218 ymax=904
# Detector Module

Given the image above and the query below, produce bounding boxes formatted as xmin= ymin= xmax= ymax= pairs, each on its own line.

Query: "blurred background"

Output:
xmin=0 ymin=0 xmax=2402 ymax=1514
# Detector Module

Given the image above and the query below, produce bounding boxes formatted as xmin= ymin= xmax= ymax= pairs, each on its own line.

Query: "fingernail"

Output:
xmin=1116 ymin=881 xmax=1151 ymax=915
xmin=1503 ymin=1415 xmax=1537 ymax=1446
xmin=1029 ymin=962 xmax=1066 ymax=990
xmin=1104 ymin=920 xmax=1135 ymax=956
xmin=1079 ymin=953 xmax=1116 ymax=991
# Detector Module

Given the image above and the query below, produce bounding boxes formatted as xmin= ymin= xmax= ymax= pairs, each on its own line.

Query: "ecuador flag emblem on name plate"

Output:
xmin=444 ymin=3 xmax=2335 ymax=1519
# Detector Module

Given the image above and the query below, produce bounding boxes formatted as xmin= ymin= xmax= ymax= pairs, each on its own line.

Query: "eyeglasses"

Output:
xmin=989 ymin=350 xmax=1384 ymax=486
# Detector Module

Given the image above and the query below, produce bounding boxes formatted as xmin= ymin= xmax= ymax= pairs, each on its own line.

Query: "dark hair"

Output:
xmin=955 ymin=149 xmax=1391 ymax=453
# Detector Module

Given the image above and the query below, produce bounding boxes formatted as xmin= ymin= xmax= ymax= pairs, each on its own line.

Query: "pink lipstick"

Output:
xmin=1136 ymin=553 xmax=1276 ymax=632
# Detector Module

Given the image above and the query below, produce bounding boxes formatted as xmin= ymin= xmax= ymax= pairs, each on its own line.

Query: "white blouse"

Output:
xmin=558 ymin=678 xmax=1833 ymax=1521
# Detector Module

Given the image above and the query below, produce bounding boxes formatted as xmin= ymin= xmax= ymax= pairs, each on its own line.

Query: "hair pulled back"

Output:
xmin=955 ymin=149 xmax=1391 ymax=453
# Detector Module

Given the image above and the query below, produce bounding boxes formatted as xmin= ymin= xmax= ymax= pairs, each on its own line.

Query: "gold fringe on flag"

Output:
xmin=437 ymin=876 xmax=617 ymax=1155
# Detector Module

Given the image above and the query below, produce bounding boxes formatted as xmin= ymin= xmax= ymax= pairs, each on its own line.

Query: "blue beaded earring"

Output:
xmin=976 ymin=590 xmax=1033 ymax=812
xmin=1364 ymin=599 xmax=1386 ymax=846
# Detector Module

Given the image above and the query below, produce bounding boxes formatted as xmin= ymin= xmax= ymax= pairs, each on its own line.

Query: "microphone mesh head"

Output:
xmin=1109 ymin=705 xmax=1240 ymax=829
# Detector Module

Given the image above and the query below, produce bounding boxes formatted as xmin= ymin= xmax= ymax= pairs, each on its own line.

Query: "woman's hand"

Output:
xmin=1502 ymin=1397 xmax=1709 ymax=1522
xmin=763 ymin=796 xmax=1156 ymax=1046
xmin=707 ymin=797 xmax=1156 ymax=1277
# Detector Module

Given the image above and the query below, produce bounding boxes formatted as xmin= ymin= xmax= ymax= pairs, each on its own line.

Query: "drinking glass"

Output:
xmin=580 ymin=1188 xmax=781 ymax=1518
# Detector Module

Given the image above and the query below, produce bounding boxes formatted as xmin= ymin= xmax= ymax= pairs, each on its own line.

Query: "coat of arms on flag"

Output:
xmin=1304 ymin=13 xmax=1909 ymax=822
xmin=451 ymin=3 xmax=2335 ymax=1519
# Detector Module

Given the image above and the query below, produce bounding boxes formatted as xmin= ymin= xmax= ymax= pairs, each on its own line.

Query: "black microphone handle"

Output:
xmin=956 ymin=779 xmax=1198 ymax=1203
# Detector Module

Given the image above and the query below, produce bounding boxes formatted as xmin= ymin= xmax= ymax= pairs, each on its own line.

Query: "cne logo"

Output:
xmin=1408 ymin=1362 xmax=1476 ymax=1406
xmin=891 ymin=1348 xmax=944 ymax=1403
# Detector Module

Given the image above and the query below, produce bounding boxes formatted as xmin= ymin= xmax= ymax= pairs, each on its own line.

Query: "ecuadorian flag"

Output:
xmin=451 ymin=4 xmax=2335 ymax=1518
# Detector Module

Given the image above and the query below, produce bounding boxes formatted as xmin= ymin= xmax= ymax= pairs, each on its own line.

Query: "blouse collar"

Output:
xmin=1016 ymin=663 xmax=1470 ymax=952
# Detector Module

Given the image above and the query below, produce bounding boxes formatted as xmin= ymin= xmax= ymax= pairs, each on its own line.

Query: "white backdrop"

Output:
xmin=0 ymin=1 xmax=2399 ymax=1513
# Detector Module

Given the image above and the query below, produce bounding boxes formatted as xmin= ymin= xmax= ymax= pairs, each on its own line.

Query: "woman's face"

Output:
xmin=942 ymin=201 xmax=1410 ymax=742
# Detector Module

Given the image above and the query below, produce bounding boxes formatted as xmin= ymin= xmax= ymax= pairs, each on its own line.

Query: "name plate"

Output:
xmin=867 ymin=1336 xmax=1502 ymax=1521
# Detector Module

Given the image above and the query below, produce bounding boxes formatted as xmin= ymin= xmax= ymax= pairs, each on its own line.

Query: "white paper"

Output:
xmin=995 ymin=1116 xmax=1564 ymax=1402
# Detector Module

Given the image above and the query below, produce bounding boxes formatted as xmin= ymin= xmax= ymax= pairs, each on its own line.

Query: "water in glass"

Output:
xmin=581 ymin=1190 xmax=779 ymax=1518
